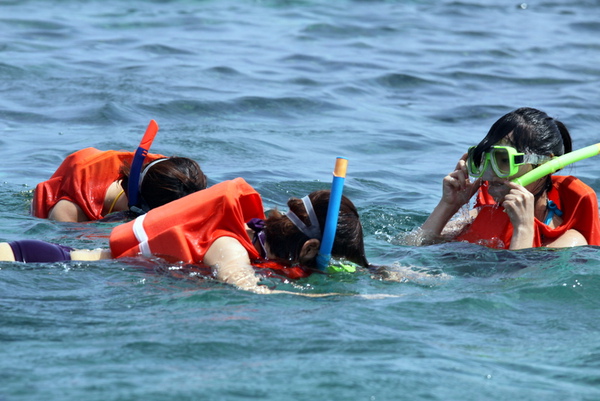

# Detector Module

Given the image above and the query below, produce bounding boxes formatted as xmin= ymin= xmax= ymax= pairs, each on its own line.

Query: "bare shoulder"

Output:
xmin=49 ymin=200 xmax=88 ymax=222
xmin=204 ymin=236 xmax=250 ymax=266
xmin=544 ymin=229 xmax=588 ymax=248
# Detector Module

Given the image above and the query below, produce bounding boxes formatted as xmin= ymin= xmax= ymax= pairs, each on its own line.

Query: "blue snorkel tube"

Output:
xmin=316 ymin=157 xmax=348 ymax=271
xmin=128 ymin=120 xmax=159 ymax=214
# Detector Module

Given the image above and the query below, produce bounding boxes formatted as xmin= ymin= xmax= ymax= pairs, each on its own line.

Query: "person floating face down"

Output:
xmin=4 ymin=178 xmax=369 ymax=294
xmin=418 ymin=107 xmax=600 ymax=250
xmin=31 ymin=147 xmax=207 ymax=222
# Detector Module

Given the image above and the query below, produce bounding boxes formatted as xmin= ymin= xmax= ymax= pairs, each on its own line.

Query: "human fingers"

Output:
xmin=442 ymin=174 xmax=463 ymax=192
xmin=503 ymin=188 xmax=531 ymax=206
xmin=250 ymin=284 xmax=273 ymax=294
xmin=503 ymin=180 xmax=530 ymax=193
xmin=457 ymin=158 xmax=469 ymax=179
xmin=456 ymin=152 xmax=468 ymax=165
xmin=460 ymin=157 xmax=472 ymax=176
xmin=502 ymin=188 xmax=535 ymax=222
xmin=446 ymin=163 xmax=470 ymax=190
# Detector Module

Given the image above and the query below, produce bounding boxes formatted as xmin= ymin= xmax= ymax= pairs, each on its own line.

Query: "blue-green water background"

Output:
xmin=2 ymin=0 xmax=600 ymax=400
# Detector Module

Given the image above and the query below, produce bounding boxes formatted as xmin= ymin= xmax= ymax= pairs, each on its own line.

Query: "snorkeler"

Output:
xmin=418 ymin=107 xmax=600 ymax=249
xmin=5 ymin=178 xmax=369 ymax=293
xmin=32 ymin=147 xmax=207 ymax=222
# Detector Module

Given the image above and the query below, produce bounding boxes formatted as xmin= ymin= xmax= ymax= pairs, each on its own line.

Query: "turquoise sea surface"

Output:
xmin=2 ymin=1 xmax=600 ymax=400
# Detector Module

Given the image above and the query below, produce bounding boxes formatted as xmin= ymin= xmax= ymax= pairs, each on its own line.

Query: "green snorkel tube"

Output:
xmin=512 ymin=143 xmax=600 ymax=186
xmin=128 ymin=120 xmax=159 ymax=215
xmin=316 ymin=157 xmax=351 ymax=272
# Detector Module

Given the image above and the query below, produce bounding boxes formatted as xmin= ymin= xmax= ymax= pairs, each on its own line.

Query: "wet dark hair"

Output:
xmin=473 ymin=107 xmax=572 ymax=157
xmin=120 ymin=157 xmax=207 ymax=211
xmin=264 ymin=190 xmax=369 ymax=268
xmin=473 ymin=107 xmax=573 ymax=195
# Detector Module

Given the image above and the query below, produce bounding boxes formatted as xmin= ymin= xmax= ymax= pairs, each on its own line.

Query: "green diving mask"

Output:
xmin=467 ymin=145 xmax=552 ymax=178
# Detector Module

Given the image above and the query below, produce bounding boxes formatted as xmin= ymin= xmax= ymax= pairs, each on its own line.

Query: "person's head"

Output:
xmin=263 ymin=190 xmax=368 ymax=269
xmin=468 ymin=107 xmax=572 ymax=198
xmin=121 ymin=157 xmax=207 ymax=212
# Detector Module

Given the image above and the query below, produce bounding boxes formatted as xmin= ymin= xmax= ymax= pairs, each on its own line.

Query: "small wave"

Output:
xmin=155 ymin=96 xmax=346 ymax=121
xmin=137 ymin=44 xmax=195 ymax=56
xmin=371 ymin=72 xmax=434 ymax=89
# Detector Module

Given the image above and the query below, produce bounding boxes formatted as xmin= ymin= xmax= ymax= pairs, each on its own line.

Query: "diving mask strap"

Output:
xmin=523 ymin=154 xmax=553 ymax=166
xmin=129 ymin=158 xmax=168 ymax=215
xmin=285 ymin=196 xmax=321 ymax=239
xmin=138 ymin=158 xmax=167 ymax=192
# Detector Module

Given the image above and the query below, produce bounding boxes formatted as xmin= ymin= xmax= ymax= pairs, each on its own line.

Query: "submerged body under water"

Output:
xmin=2 ymin=0 xmax=600 ymax=400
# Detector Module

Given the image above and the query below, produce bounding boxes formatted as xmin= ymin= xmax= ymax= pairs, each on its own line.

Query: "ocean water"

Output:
xmin=2 ymin=0 xmax=600 ymax=400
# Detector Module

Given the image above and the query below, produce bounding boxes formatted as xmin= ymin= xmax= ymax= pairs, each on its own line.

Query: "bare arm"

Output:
xmin=203 ymin=237 xmax=344 ymax=296
xmin=0 ymin=242 xmax=111 ymax=262
xmin=501 ymin=182 xmax=536 ymax=250
xmin=70 ymin=248 xmax=113 ymax=260
xmin=0 ymin=243 xmax=15 ymax=261
xmin=203 ymin=236 xmax=271 ymax=293
xmin=418 ymin=154 xmax=481 ymax=244
xmin=48 ymin=200 xmax=89 ymax=222
xmin=503 ymin=182 xmax=589 ymax=249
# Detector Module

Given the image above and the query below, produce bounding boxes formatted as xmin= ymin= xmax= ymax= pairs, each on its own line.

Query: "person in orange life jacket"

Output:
xmin=3 ymin=178 xmax=369 ymax=293
xmin=31 ymin=147 xmax=207 ymax=222
xmin=416 ymin=107 xmax=600 ymax=250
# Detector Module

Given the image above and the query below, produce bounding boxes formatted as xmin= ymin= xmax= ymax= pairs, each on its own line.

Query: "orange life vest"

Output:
xmin=455 ymin=175 xmax=600 ymax=248
xmin=109 ymin=178 xmax=310 ymax=279
xmin=31 ymin=148 xmax=164 ymax=221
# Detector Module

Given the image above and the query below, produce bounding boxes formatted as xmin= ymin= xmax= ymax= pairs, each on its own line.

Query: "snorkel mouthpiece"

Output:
xmin=316 ymin=157 xmax=348 ymax=271
xmin=128 ymin=120 xmax=159 ymax=212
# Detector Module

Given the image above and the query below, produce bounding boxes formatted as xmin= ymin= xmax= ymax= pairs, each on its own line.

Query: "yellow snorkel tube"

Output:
xmin=512 ymin=143 xmax=600 ymax=186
